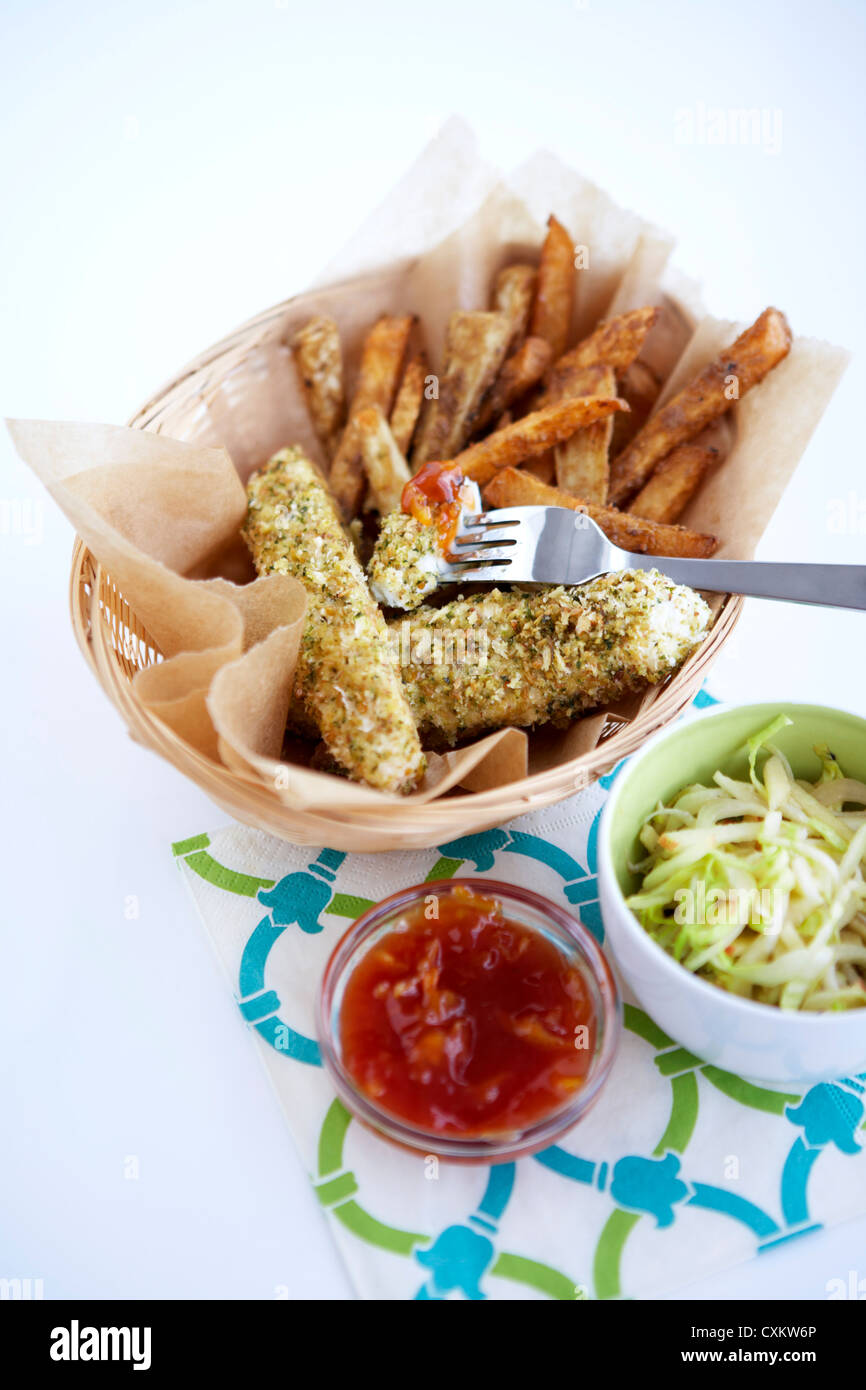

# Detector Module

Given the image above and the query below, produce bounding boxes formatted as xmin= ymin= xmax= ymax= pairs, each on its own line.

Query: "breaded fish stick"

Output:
xmin=388 ymin=572 xmax=710 ymax=746
xmin=368 ymin=509 xmax=440 ymax=611
xmin=243 ymin=447 xmax=425 ymax=794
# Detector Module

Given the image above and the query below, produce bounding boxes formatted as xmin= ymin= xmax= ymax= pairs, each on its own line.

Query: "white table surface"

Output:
xmin=2 ymin=0 xmax=865 ymax=1300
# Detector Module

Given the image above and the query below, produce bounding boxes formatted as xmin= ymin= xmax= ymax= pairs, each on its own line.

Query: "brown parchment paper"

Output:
xmin=8 ymin=420 xmax=308 ymax=762
xmin=10 ymin=119 xmax=850 ymax=813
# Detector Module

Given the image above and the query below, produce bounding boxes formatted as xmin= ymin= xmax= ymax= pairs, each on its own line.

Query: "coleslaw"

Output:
xmin=626 ymin=715 xmax=866 ymax=1011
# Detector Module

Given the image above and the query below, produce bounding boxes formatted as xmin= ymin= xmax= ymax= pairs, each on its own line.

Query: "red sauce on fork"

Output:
xmin=338 ymin=885 xmax=597 ymax=1137
xmin=401 ymin=460 xmax=468 ymax=553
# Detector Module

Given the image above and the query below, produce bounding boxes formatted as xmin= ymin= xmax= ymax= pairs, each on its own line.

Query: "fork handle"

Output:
xmin=629 ymin=556 xmax=866 ymax=611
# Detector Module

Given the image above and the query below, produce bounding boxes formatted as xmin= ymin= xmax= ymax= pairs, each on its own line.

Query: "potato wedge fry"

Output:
xmin=544 ymin=307 xmax=660 ymax=395
xmin=349 ymin=313 xmax=414 ymax=415
xmin=289 ymin=316 xmax=346 ymax=461
xmin=329 ymin=314 xmax=413 ymax=517
xmin=530 ymin=215 xmax=576 ymax=358
xmin=554 ymin=366 xmax=615 ymax=503
xmin=491 ymin=264 xmax=537 ymax=349
xmin=542 ymin=359 xmax=613 ymax=408
xmin=326 ymin=415 xmax=364 ymax=518
xmin=611 ymin=359 xmax=661 ymax=455
xmin=355 ymin=405 xmax=412 ymax=516
xmin=389 ymin=351 xmax=427 ymax=456
xmin=536 ymin=360 xmax=615 ymax=504
xmin=453 ymin=395 xmax=628 ymax=485
xmin=628 ymin=442 xmax=718 ymax=523
xmin=609 ymin=306 xmax=792 ymax=505
xmin=473 ymin=336 xmax=553 ymax=434
xmin=483 ymin=467 xmax=717 ymax=558
xmin=411 ymin=311 xmax=512 ymax=466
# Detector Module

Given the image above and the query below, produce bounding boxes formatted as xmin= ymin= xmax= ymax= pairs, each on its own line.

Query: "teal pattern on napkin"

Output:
xmin=172 ymin=689 xmax=866 ymax=1300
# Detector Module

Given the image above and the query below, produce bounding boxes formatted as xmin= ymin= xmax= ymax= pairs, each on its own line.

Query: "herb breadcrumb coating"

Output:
xmin=367 ymin=478 xmax=483 ymax=611
xmin=387 ymin=571 xmax=711 ymax=746
xmin=242 ymin=447 xmax=425 ymax=794
xmin=368 ymin=509 xmax=440 ymax=610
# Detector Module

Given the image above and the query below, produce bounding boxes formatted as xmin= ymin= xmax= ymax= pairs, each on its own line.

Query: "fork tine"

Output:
xmin=446 ymin=555 xmax=512 ymax=570
xmin=460 ymin=511 xmax=523 ymax=531
xmin=450 ymin=535 xmax=518 ymax=550
xmin=437 ymin=560 xmax=514 ymax=585
xmin=445 ymin=506 xmax=523 ymax=581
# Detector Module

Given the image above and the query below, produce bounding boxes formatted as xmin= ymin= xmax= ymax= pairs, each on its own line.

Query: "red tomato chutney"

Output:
xmin=338 ymin=886 xmax=597 ymax=1137
xmin=401 ymin=460 xmax=468 ymax=554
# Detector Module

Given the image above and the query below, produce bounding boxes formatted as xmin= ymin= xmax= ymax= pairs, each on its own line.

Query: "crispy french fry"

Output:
xmin=453 ymin=395 xmax=628 ymax=485
xmin=611 ymin=360 xmax=661 ymax=455
xmin=554 ymin=366 xmax=615 ymax=504
xmin=473 ymin=337 xmax=553 ymax=434
xmin=491 ymin=264 xmax=537 ymax=349
xmin=326 ymin=415 xmax=363 ymax=518
xmin=535 ymin=361 xmax=615 ymax=504
xmin=411 ymin=311 xmax=512 ymax=466
xmin=609 ymin=306 xmax=792 ymax=505
xmin=542 ymin=359 xmax=613 ymax=407
xmin=530 ymin=358 xmax=614 ymax=505
xmin=289 ymin=316 xmax=346 ymax=461
xmin=355 ymin=406 xmax=412 ymax=515
xmin=483 ymin=467 xmax=717 ymax=558
xmin=542 ymin=307 xmax=660 ymax=398
xmin=389 ymin=352 xmax=427 ymax=456
xmin=350 ymin=314 xmax=414 ymax=416
xmin=530 ymin=215 xmax=576 ymax=358
xmin=329 ymin=314 xmax=413 ymax=517
xmin=628 ymin=442 xmax=718 ymax=523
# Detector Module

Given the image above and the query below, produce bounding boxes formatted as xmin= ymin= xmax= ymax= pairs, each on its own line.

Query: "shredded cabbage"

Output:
xmin=626 ymin=716 xmax=866 ymax=1011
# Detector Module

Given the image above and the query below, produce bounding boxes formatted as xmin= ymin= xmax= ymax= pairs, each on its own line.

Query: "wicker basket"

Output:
xmin=67 ymin=296 xmax=742 ymax=852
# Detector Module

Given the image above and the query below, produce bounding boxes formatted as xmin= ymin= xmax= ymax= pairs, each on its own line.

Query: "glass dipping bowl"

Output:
xmin=317 ymin=879 xmax=622 ymax=1162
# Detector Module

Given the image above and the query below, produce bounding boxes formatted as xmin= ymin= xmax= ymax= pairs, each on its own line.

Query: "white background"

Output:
xmin=2 ymin=0 xmax=865 ymax=1300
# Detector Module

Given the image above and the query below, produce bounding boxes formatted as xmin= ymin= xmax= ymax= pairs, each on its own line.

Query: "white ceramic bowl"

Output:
xmin=597 ymin=701 xmax=866 ymax=1083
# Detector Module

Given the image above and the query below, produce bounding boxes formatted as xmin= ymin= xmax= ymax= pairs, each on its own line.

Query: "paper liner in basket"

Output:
xmin=9 ymin=119 xmax=849 ymax=815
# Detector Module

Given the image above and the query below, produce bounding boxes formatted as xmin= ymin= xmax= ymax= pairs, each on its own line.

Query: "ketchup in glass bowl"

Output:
xmin=317 ymin=880 xmax=621 ymax=1161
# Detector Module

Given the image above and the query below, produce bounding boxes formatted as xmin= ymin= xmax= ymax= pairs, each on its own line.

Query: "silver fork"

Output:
xmin=438 ymin=507 xmax=866 ymax=610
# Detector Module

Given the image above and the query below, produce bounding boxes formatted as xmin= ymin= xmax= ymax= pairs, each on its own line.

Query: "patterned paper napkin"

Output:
xmin=172 ymin=692 xmax=866 ymax=1301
